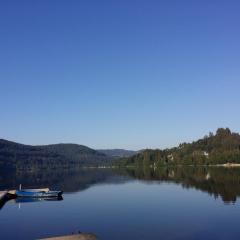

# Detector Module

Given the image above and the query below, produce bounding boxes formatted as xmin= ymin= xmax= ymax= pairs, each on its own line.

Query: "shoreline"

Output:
xmin=114 ymin=163 xmax=240 ymax=168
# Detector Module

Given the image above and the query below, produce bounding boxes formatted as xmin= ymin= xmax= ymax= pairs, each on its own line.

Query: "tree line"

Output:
xmin=116 ymin=128 xmax=240 ymax=167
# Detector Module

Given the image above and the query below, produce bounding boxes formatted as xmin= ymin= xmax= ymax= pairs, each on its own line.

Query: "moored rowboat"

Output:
xmin=16 ymin=189 xmax=63 ymax=198
xmin=16 ymin=185 xmax=63 ymax=198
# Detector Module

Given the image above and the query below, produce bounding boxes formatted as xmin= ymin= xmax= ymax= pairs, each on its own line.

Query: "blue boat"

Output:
xmin=16 ymin=185 xmax=63 ymax=198
xmin=15 ymin=196 xmax=63 ymax=203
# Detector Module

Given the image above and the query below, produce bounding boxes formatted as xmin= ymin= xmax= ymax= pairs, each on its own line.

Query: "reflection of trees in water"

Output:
xmin=123 ymin=167 xmax=240 ymax=203
xmin=1 ymin=167 xmax=240 ymax=203
xmin=0 ymin=168 xmax=131 ymax=193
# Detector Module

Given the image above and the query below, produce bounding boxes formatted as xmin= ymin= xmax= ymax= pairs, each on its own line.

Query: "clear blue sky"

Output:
xmin=1 ymin=0 xmax=240 ymax=150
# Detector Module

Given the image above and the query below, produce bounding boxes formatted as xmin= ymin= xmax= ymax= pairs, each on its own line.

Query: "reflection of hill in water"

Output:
xmin=0 ymin=168 xmax=132 ymax=193
xmin=123 ymin=167 xmax=240 ymax=203
xmin=1 ymin=167 xmax=240 ymax=203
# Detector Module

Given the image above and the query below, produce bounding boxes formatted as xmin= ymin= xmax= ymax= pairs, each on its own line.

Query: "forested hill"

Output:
xmin=0 ymin=139 xmax=111 ymax=170
xmin=116 ymin=128 xmax=240 ymax=167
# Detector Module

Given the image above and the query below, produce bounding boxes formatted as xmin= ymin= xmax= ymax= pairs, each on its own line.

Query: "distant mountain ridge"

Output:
xmin=97 ymin=149 xmax=137 ymax=158
xmin=0 ymin=139 xmax=112 ymax=170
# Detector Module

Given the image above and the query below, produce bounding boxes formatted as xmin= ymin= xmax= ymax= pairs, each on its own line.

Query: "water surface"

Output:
xmin=1 ymin=167 xmax=240 ymax=239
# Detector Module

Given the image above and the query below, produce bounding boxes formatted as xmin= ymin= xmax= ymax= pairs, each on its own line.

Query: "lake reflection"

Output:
xmin=1 ymin=167 xmax=240 ymax=239
xmin=124 ymin=166 xmax=240 ymax=204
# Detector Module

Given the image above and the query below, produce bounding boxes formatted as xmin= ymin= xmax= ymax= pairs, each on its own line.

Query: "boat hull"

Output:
xmin=16 ymin=190 xmax=63 ymax=198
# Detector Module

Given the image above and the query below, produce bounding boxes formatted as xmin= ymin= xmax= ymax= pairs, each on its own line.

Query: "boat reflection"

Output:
xmin=0 ymin=195 xmax=63 ymax=211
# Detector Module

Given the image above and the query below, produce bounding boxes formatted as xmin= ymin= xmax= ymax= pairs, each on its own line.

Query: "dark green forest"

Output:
xmin=116 ymin=128 xmax=240 ymax=167
xmin=1 ymin=128 xmax=240 ymax=170
xmin=0 ymin=139 xmax=112 ymax=170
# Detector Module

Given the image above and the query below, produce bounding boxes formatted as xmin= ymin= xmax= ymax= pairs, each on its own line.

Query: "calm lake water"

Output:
xmin=1 ymin=167 xmax=240 ymax=240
